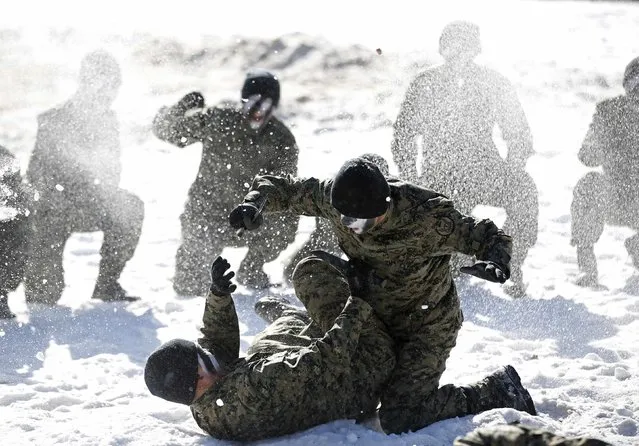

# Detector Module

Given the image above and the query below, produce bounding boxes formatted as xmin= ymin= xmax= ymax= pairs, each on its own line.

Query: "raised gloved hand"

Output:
xmin=229 ymin=203 xmax=264 ymax=230
xmin=177 ymin=91 xmax=205 ymax=112
xmin=210 ymin=256 xmax=237 ymax=295
xmin=460 ymin=261 xmax=509 ymax=284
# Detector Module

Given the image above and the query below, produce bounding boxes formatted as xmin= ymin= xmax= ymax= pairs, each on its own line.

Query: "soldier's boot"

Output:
xmin=624 ymin=234 xmax=639 ymax=271
xmin=254 ymin=295 xmax=306 ymax=324
xmin=0 ymin=293 xmax=16 ymax=319
xmin=575 ymin=245 xmax=599 ymax=287
xmin=463 ymin=365 xmax=537 ymax=416
xmin=91 ymin=279 xmax=139 ymax=302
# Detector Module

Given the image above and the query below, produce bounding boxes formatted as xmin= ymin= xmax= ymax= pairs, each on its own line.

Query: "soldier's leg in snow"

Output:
xmin=285 ymin=218 xmax=341 ymax=281
xmin=90 ymin=188 xmax=144 ymax=300
xmin=24 ymin=209 xmax=71 ymax=304
xmin=495 ymin=168 xmax=539 ymax=294
xmin=624 ymin=232 xmax=639 ymax=271
xmin=571 ymin=172 xmax=606 ymax=285
xmin=0 ymin=216 xmax=30 ymax=317
xmin=454 ymin=424 xmax=612 ymax=446
xmin=378 ymin=287 xmax=464 ymax=434
xmin=237 ymin=212 xmax=297 ymax=288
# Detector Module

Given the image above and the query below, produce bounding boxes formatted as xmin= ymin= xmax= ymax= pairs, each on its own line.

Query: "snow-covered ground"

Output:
xmin=1 ymin=0 xmax=638 ymax=444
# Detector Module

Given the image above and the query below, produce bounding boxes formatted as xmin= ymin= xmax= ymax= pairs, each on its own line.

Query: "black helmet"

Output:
xmin=439 ymin=21 xmax=481 ymax=59
xmin=241 ymin=69 xmax=280 ymax=107
xmin=331 ymin=157 xmax=390 ymax=219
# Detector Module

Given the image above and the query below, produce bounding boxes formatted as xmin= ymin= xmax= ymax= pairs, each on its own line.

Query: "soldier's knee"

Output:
xmin=290 ymin=255 xmax=323 ymax=285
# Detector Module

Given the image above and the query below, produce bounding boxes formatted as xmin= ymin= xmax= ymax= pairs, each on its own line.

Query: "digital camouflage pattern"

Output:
xmin=454 ymin=424 xmax=613 ymax=446
xmin=391 ymin=62 xmax=537 ymax=290
xmin=152 ymin=101 xmax=300 ymax=292
xmin=240 ymin=173 xmax=512 ymax=433
xmin=571 ymin=95 xmax=639 ymax=277
xmin=24 ymin=102 xmax=144 ymax=304
xmin=190 ymin=285 xmax=395 ymax=442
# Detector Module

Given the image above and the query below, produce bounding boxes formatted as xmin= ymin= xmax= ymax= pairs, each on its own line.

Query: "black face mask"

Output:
xmin=242 ymin=94 xmax=274 ymax=132
xmin=340 ymin=214 xmax=378 ymax=234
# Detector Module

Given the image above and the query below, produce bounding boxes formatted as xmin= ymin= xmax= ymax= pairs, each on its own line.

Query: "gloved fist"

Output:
xmin=177 ymin=91 xmax=205 ymax=112
xmin=228 ymin=203 xmax=263 ymax=230
xmin=460 ymin=261 xmax=509 ymax=284
xmin=210 ymin=256 xmax=237 ymax=295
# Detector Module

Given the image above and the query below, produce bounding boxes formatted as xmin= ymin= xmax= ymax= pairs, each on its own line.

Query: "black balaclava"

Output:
xmin=331 ymin=157 xmax=390 ymax=219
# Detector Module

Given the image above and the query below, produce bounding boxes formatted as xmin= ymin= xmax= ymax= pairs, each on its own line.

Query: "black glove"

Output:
xmin=177 ymin=91 xmax=205 ymax=112
xmin=209 ymin=256 xmax=237 ymax=295
xmin=460 ymin=261 xmax=509 ymax=284
xmin=310 ymin=250 xmax=382 ymax=297
xmin=229 ymin=203 xmax=263 ymax=230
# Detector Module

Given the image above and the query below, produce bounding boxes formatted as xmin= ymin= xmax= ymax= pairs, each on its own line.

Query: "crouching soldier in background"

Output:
xmin=144 ymin=256 xmax=396 ymax=441
xmin=571 ymin=56 xmax=639 ymax=289
xmin=0 ymin=146 xmax=33 ymax=318
xmin=229 ymin=156 xmax=537 ymax=435
xmin=25 ymin=50 xmax=144 ymax=304
xmin=454 ymin=424 xmax=613 ymax=446
xmin=153 ymin=69 xmax=307 ymax=293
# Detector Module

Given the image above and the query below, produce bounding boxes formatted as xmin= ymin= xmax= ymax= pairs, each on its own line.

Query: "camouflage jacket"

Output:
xmin=241 ymin=174 xmax=512 ymax=337
xmin=26 ymin=101 xmax=122 ymax=194
xmin=152 ymin=101 xmax=298 ymax=211
xmin=191 ymin=290 xmax=379 ymax=441
xmin=579 ymin=95 xmax=639 ymax=195
xmin=391 ymin=62 xmax=533 ymax=180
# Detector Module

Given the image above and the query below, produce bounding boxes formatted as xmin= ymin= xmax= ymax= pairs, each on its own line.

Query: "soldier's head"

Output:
xmin=241 ymin=68 xmax=280 ymax=132
xmin=623 ymin=56 xmax=639 ymax=96
xmin=439 ymin=21 xmax=481 ymax=65
xmin=77 ymin=50 xmax=122 ymax=107
xmin=331 ymin=157 xmax=391 ymax=235
xmin=144 ymin=339 xmax=221 ymax=405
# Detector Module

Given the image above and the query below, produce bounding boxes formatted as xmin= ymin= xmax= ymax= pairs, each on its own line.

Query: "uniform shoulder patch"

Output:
xmin=435 ymin=216 xmax=455 ymax=236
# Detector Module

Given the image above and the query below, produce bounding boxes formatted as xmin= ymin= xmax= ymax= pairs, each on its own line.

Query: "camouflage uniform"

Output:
xmin=571 ymin=94 xmax=639 ymax=282
xmin=238 ymin=173 xmax=512 ymax=433
xmin=0 ymin=146 xmax=33 ymax=317
xmin=190 ymin=274 xmax=396 ymax=441
xmin=391 ymin=62 xmax=537 ymax=291
xmin=24 ymin=101 xmax=144 ymax=304
xmin=454 ymin=424 xmax=613 ymax=446
xmin=152 ymin=101 xmax=300 ymax=293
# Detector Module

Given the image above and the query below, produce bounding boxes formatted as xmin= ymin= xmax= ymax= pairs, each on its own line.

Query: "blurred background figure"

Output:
xmin=390 ymin=20 xmax=538 ymax=297
xmin=0 ymin=145 xmax=33 ymax=318
xmin=570 ymin=56 xmax=639 ymax=289
xmin=24 ymin=50 xmax=144 ymax=304
xmin=153 ymin=69 xmax=309 ymax=293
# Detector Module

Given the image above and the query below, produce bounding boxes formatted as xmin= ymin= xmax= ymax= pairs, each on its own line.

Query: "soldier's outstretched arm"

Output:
xmin=496 ymin=77 xmax=534 ymax=170
xmin=240 ymin=174 xmax=332 ymax=217
xmin=151 ymin=92 xmax=211 ymax=148
xmin=429 ymin=198 xmax=512 ymax=281
xmin=197 ymin=256 xmax=241 ymax=368
xmin=578 ymin=102 xmax=609 ymax=167
xmin=391 ymin=78 xmax=421 ymax=181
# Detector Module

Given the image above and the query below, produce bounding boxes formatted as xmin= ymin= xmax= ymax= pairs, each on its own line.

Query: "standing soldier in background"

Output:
xmin=0 ymin=146 xmax=33 ymax=318
xmin=391 ymin=20 xmax=538 ymax=297
xmin=25 ymin=50 xmax=144 ymax=304
xmin=153 ymin=69 xmax=304 ymax=293
xmin=571 ymin=56 xmax=639 ymax=288
xmin=229 ymin=156 xmax=537 ymax=435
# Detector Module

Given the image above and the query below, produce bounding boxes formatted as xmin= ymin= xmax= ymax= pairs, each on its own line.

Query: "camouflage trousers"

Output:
xmin=291 ymin=255 xmax=397 ymax=418
xmin=174 ymin=197 xmax=298 ymax=295
xmin=571 ymin=171 xmax=639 ymax=269
xmin=24 ymin=186 xmax=144 ymax=304
xmin=454 ymin=424 xmax=613 ymax=446
xmin=292 ymin=252 xmax=468 ymax=433
xmin=0 ymin=215 xmax=30 ymax=295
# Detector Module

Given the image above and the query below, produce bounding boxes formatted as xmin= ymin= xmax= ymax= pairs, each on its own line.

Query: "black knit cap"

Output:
xmin=331 ymin=157 xmax=390 ymax=219
xmin=144 ymin=339 xmax=199 ymax=405
xmin=241 ymin=69 xmax=280 ymax=107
